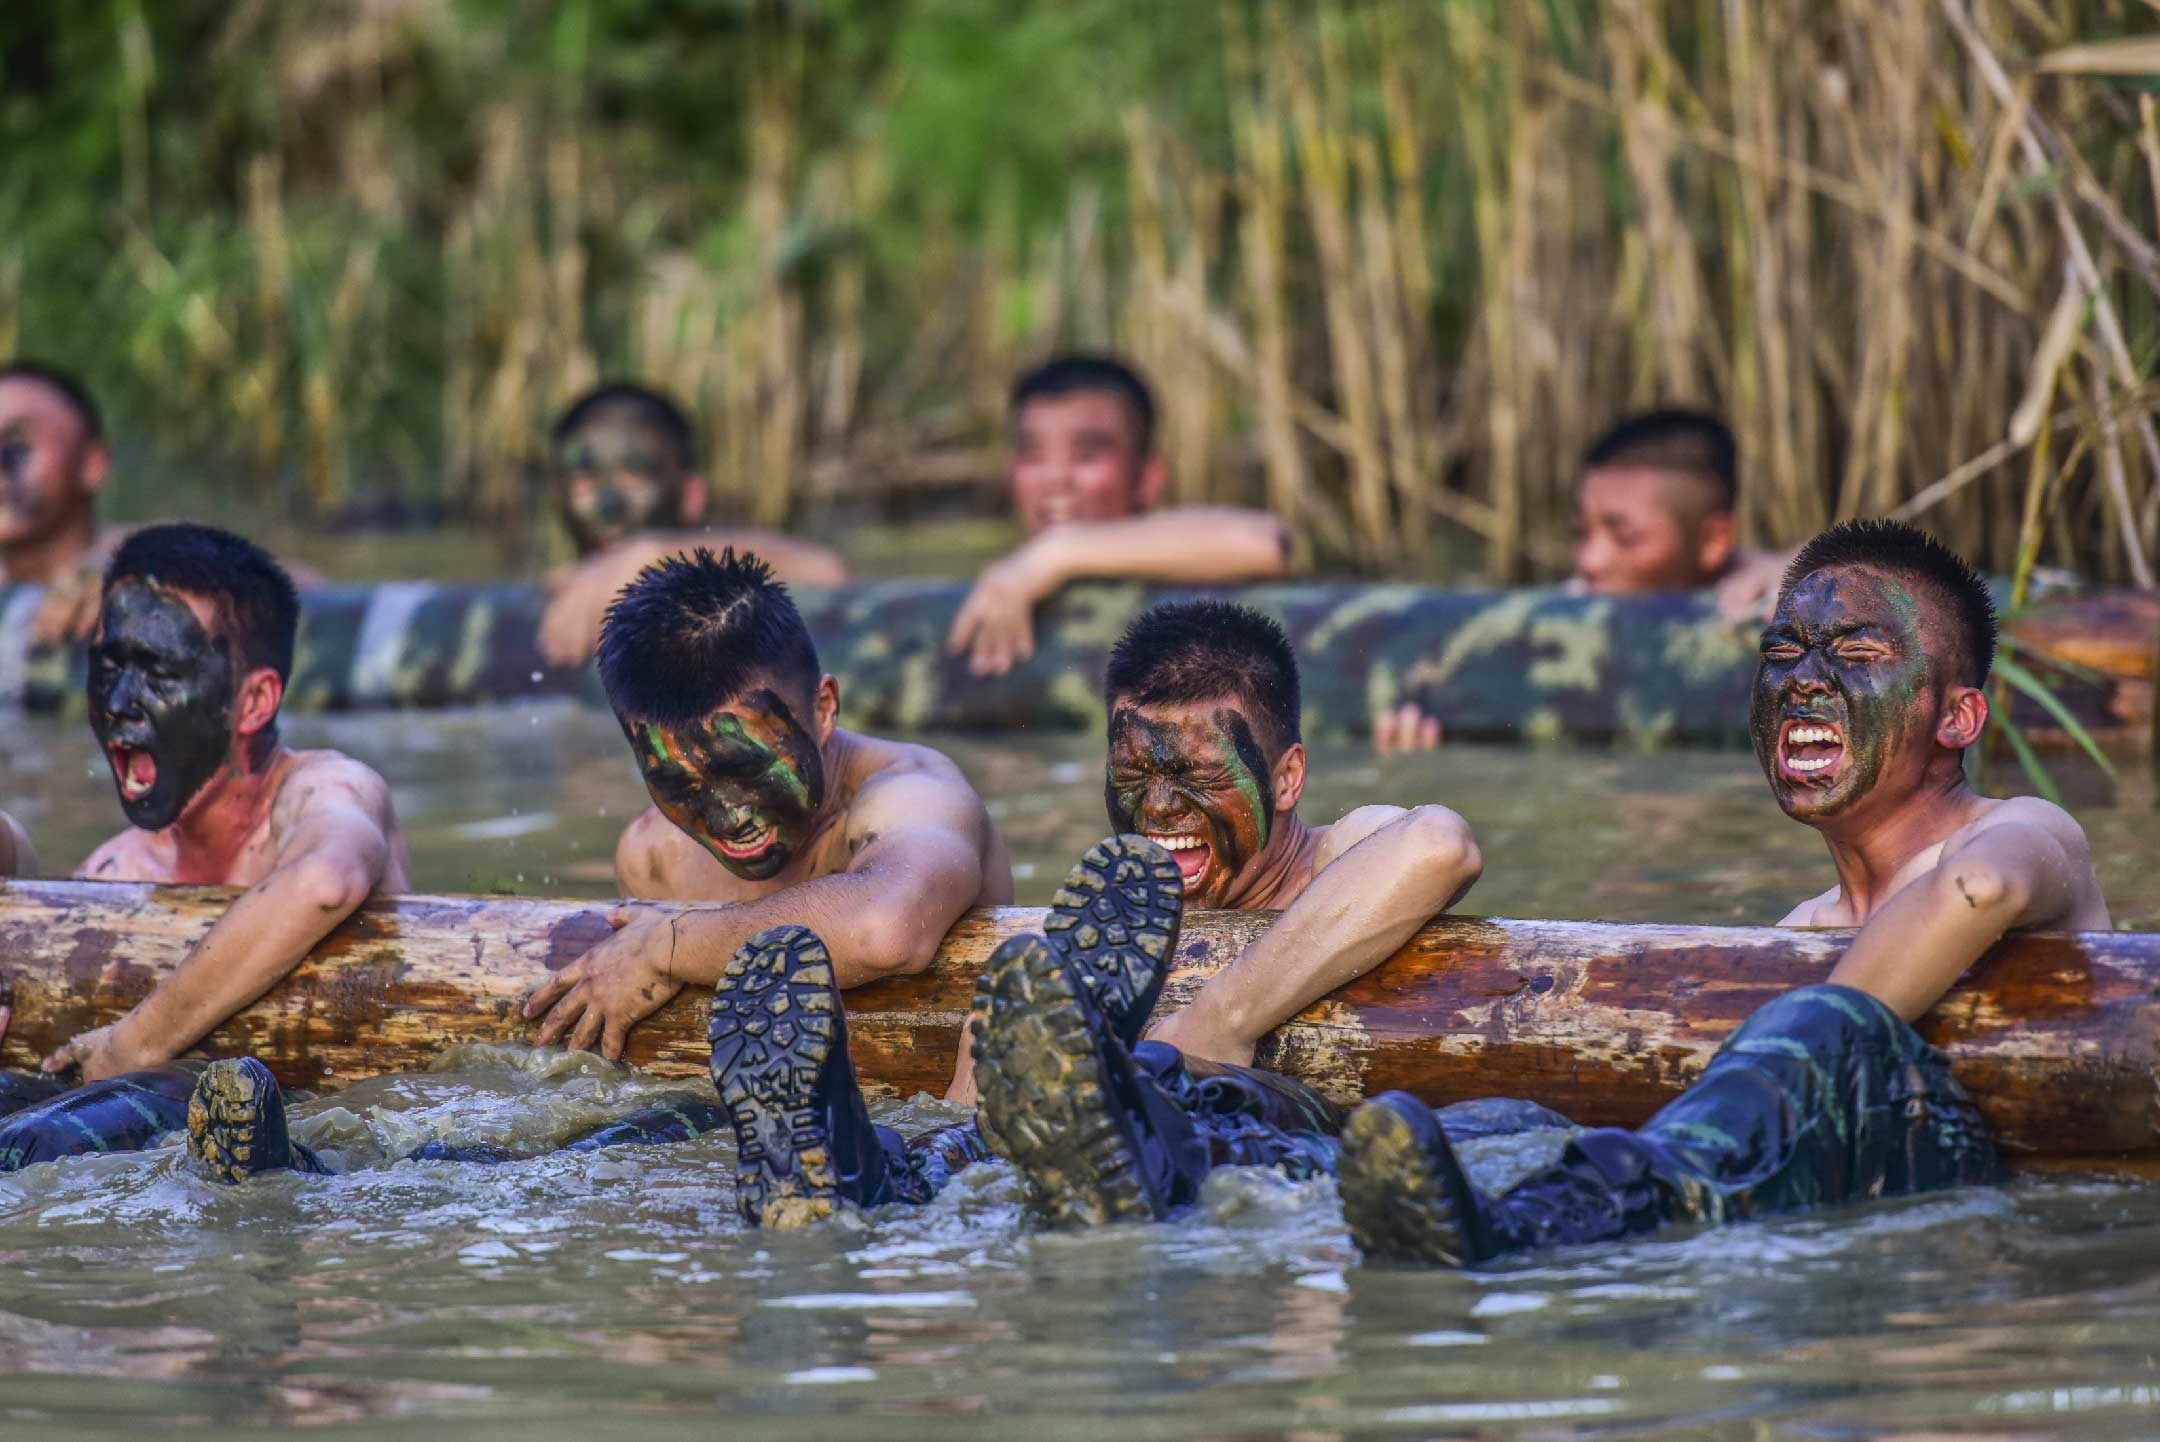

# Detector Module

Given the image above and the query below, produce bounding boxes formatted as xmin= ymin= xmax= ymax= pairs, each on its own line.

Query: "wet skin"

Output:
xmin=1105 ymin=704 xmax=1273 ymax=904
xmin=87 ymin=580 xmax=239 ymax=831
xmin=625 ymin=689 xmax=825 ymax=881
xmin=551 ymin=419 xmax=687 ymax=553
xmin=1750 ymin=567 xmax=1940 ymax=825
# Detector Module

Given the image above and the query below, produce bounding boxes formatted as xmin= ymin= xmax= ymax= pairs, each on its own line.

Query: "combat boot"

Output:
xmin=709 ymin=925 xmax=901 ymax=1228
xmin=1340 ymin=1093 xmax=1672 ymax=1266
xmin=1041 ymin=834 xmax=1186 ymax=1045
xmin=187 ymin=1057 xmax=331 ymax=1181
xmin=972 ymin=932 xmax=1209 ymax=1227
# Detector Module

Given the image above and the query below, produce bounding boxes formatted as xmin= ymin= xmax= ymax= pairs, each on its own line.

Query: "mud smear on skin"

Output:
xmin=552 ymin=417 xmax=688 ymax=552
xmin=1105 ymin=705 xmax=1273 ymax=901
xmin=1750 ymin=569 xmax=1938 ymax=822
xmin=627 ymin=688 xmax=825 ymax=881
xmin=87 ymin=579 xmax=240 ymax=832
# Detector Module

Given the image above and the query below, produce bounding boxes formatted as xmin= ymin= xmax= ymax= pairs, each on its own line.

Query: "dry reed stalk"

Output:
xmin=1227 ymin=5 xmax=1314 ymax=559
xmin=1285 ymin=43 xmax=1389 ymax=563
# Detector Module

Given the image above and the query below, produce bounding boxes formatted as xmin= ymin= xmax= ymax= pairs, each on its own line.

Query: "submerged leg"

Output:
xmin=0 ymin=1070 xmax=72 ymax=1122
xmin=1342 ymin=984 xmax=2003 ymax=1267
xmin=187 ymin=1058 xmax=332 ymax=1182
xmin=709 ymin=925 xmax=910 ymax=1228
xmin=0 ymin=1065 xmax=203 ymax=1172
xmin=402 ymin=1100 xmax=730 ymax=1166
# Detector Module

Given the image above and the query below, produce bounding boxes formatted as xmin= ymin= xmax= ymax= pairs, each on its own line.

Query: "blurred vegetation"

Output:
xmin=4 ymin=0 xmax=2160 ymax=582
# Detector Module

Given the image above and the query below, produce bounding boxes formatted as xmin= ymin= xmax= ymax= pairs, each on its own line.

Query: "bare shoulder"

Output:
xmin=1956 ymin=794 xmax=2090 ymax=856
xmin=1311 ymin=805 xmax=1408 ymax=869
xmin=849 ymin=734 xmax=984 ymax=812
xmin=844 ymin=734 xmax=995 ymax=847
xmin=276 ymin=750 xmax=394 ymax=820
xmin=616 ymin=805 xmax=740 ymax=900
xmin=1776 ymin=882 xmax=1846 ymax=928
xmin=77 ymin=827 xmax=164 ymax=883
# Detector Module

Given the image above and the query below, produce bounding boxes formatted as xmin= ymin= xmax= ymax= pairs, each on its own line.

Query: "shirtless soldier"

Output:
xmin=183 ymin=547 xmax=1011 ymax=1185
xmin=1339 ymin=519 xmax=2108 ymax=1265
xmin=704 ymin=600 xmax=1490 ymax=1228
xmin=527 ymin=546 xmax=1010 ymax=1052
xmin=536 ymin=385 xmax=848 ymax=667
xmin=947 ymin=356 xmax=1293 ymax=677
xmin=0 ymin=523 xmax=407 ymax=1169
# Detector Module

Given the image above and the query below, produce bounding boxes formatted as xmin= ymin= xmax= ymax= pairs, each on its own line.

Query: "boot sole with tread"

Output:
xmin=1042 ymin=834 xmax=1186 ymax=1040
xmin=187 ymin=1057 xmax=290 ymax=1184
xmin=709 ymin=925 xmax=843 ymax=1229
xmin=972 ymin=933 xmax=1157 ymax=1229
xmin=1339 ymin=1096 xmax=1483 ymax=1267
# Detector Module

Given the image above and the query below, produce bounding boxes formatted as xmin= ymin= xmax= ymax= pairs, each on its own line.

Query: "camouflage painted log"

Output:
xmin=0 ymin=877 xmax=2153 ymax=1164
xmin=2 ymin=580 xmax=2148 ymax=744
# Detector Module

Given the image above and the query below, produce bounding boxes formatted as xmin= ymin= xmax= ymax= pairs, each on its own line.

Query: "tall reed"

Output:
xmin=3 ymin=0 xmax=2157 ymax=581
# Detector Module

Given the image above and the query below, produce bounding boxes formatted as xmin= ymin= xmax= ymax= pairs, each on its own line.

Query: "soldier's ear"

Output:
xmin=1134 ymin=454 xmax=1168 ymax=511
xmin=678 ymin=472 xmax=707 ymax=526
xmin=1271 ymin=742 xmax=1307 ymax=814
xmin=1936 ymin=684 xmax=1987 ymax=751
xmin=1695 ymin=510 xmax=1736 ymax=580
xmin=812 ymin=674 xmax=840 ymax=744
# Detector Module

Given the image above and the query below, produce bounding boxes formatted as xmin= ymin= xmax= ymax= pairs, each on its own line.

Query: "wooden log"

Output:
xmin=0 ymin=878 xmax=2154 ymax=1165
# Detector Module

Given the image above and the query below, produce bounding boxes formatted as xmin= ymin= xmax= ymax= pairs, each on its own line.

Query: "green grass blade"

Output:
xmin=1988 ymin=709 xmax=2063 ymax=806
xmin=1993 ymin=653 xmax=2121 ymax=781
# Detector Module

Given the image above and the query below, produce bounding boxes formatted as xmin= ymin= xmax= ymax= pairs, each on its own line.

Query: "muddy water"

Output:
xmin=1 ymin=706 xmax=2157 ymax=1438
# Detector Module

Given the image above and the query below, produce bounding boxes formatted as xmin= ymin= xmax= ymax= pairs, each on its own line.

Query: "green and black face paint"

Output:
xmin=1104 ymin=703 xmax=1275 ymax=904
xmin=624 ymin=688 xmax=825 ymax=881
xmin=88 ymin=578 xmax=238 ymax=831
xmin=1750 ymin=567 xmax=1939 ymax=824
xmin=551 ymin=415 xmax=688 ymax=553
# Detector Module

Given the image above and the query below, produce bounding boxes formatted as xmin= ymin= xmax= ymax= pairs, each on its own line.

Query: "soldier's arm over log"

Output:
xmin=948 ymin=507 xmax=1292 ymax=677
xmin=1823 ymin=797 xmax=2109 ymax=1022
xmin=539 ymin=530 xmax=850 ymax=667
xmin=525 ymin=756 xmax=999 ymax=1060
xmin=1148 ymin=804 xmax=1483 ymax=1067
xmin=42 ymin=755 xmax=398 ymax=1081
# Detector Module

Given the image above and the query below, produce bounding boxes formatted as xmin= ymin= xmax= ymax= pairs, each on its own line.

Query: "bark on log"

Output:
xmin=0 ymin=878 xmax=2154 ymax=1165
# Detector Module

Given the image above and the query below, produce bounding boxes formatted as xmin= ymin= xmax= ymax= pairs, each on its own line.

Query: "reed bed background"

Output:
xmin=3 ymin=0 xmax=2158 ymax=581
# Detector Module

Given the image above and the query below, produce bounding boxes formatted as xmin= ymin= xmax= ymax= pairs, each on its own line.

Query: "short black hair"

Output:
xmin=1105 ymin=600 xmax=1301 ymax=756
xmin=1582 ymin=408 xmax=1737 ymax=514
xmin=550 ymin=382 xmax=697 ymax=471
xmin=1781 ymin=520 xmax=1998 ymax=688
xmin=597 ymin=548 xmax=821 ymax=725
xmin=104 ymin=523 xmax=298 ymax=680
xmin=0 ymin=359 xmax=104 ymax=442
xmin=1010 ymin=353 xmax=1157 ymax=458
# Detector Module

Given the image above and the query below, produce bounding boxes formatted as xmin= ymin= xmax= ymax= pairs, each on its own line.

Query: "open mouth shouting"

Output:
xmin=1776 ymin=717 xmax=1845 ymax=786
xmin=1144 ymin=830 xmax=1213 ymax=893
xmin=108 ymin=743 xmax=158 ymax=803
xmin=714 ymin=820 xmax=776 ymax=863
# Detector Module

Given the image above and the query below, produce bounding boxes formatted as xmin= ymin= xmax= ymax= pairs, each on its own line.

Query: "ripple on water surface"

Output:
xmin=0 ymin=1046 xmax=2156 ymax=1439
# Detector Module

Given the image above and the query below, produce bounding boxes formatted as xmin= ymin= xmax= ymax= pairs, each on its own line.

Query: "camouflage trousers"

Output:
xmin=1522 ymin=983 xmax=2002 ymax=1234
xmin=0 ymin=1065 xmax=203 ymax=1172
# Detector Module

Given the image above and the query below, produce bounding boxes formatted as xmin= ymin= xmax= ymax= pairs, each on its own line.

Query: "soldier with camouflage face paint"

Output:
xmin=1339 ymin=520 xmax=2110 ymax=1268
xmin=536 ymin=384 xmax=848 ymax=668
xmin=0 ymin=524 xmax=408 ymax=1172
xmin=523 ymin=547 xmax=1011 ymax=1057
xmin=946 ymin=600 xmax=1507 ymax=1229
xmin=946 ymin=355 xmax=1293 ymax=677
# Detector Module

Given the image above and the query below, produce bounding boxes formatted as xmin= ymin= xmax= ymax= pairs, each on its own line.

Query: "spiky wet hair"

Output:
xmin=1105 ymin=600 xmax=1302 ymax=756
xmin=104 ymin=523 xmax=298 ymax=679
xmin=596 ymin=548 xmax=820 ymax=725
xmin=1781 ymin=520 xmax=1997 ymax=688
